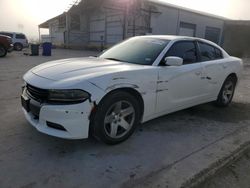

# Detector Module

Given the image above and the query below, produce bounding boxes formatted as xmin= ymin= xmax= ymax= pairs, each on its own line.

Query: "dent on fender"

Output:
xmin=105 ymin=83 xmax=140 ymax=92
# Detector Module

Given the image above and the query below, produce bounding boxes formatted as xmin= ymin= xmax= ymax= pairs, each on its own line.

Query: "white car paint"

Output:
xmin=22 ymin=36 xmax=243 ymax=139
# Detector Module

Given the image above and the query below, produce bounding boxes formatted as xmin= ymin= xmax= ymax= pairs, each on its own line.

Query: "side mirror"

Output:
xmin=164 ymin=56 xmax=183 ymax=66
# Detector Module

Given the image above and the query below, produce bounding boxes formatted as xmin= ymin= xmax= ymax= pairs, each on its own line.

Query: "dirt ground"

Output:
xmin=0 ymin=49 xmax=250 ymax=188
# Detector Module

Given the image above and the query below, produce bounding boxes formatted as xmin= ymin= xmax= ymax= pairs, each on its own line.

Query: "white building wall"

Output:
xmin=179 ymin=10 xmax=224 ymax=41
xmin=45 ymin=0 xmax=225 ymax=48
xmin=151 ymin=5 xmax=179 ymax=35
xmin=151 ymin=4 xmax=224 ymax=44
xmin=48 ymin=20 xmax=65 ymax=46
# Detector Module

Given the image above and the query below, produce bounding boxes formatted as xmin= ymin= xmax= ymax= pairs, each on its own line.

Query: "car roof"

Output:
xmin=135 ymin=35 xmax=210 ymax=42
xmin=133 ymin=35 xmax=229 ymax=57
xmin=0 ymin=34 xmax=11 ymax=38
xmin=0 ymin=31 xmax=25 ymax=35
xmin=134 ymin=35 xmax=222 ymax=48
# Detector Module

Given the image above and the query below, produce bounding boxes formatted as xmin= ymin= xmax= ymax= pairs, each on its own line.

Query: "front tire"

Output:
xmin=215 ymin=76 xmax=237 ymax=107
xmin=0 ymin=45 xmax=7 ymax=57
xmin=91 ymin=91 xmax=141 ymax=145
xmin=14 ymin=43 xmax=23 ymax=51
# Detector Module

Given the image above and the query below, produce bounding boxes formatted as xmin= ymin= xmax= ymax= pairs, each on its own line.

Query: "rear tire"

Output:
xmin=91 ymin=91 xmax=141 ymax=145
xmin=14 ymin=43 xmax=23 ymax=51
xmin=215 ymin=76 xmax=237 ymax=107
xmin=0 ymin=45 xmax=7 ymax=57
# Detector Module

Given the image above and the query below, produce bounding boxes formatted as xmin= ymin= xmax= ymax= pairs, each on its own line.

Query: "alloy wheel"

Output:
xmin=222 ymin=81 xmax=234 ymax=104
xmin=104 ymin=101 xmax=135 ymax=139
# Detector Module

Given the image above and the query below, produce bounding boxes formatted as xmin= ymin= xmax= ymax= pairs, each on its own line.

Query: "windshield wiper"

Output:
xmin=105 ymin=58 xmax=124 ymax=62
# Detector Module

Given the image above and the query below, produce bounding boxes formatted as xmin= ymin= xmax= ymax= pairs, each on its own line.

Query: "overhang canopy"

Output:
xmin=39 ymin=13 xmax=66 ymax=28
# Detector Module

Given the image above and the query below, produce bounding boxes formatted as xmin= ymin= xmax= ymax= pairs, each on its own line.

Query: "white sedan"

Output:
xmin=21 ymin=36 xmax=243 ymax=144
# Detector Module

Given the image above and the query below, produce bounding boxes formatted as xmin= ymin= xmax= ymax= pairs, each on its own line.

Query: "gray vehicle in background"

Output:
xmin=0 ymin=31 xmax=28 ymax=51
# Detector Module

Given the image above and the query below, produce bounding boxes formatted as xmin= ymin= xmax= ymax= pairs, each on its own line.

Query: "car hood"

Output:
xmin=30 ymin=57 xmax=146 ymax=81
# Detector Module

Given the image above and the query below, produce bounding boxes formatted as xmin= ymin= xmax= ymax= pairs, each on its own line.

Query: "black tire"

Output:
xmin=91 ymin=91 xmax=141 ymax=145
xmin=215 ymin=76 xmax=237 ymax=107
xmin=0 ymin=45 xmax=7 ymax=57
xmin=14 ymin=43 xmax=23 ymax=51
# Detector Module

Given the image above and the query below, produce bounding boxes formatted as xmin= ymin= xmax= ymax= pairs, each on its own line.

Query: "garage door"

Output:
xmin=179 ymin=22 xmax=196 ymax=37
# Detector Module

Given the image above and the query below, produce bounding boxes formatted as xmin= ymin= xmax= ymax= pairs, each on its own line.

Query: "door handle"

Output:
xmin=223 ymin=64 xmax=228 ymax=69
xmin=195 ymin=71 xmax=202 ymax=76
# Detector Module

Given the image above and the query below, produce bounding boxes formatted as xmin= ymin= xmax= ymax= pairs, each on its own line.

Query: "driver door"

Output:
xmin=156 ymin=41 xmax=208 ymax=114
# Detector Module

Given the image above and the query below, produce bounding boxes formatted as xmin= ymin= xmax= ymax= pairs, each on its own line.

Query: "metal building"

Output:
xmin=38 ymin=0 xmax=225 ymax=49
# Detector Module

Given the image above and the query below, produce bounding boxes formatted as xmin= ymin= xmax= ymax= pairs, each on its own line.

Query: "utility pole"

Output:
xmin=123 ymin=2 xmax=129 ymax=39
xmin=65 ymin=12 xmax=70 ymax=48
xmin=38 ymin=27 xmax=41 ymax=43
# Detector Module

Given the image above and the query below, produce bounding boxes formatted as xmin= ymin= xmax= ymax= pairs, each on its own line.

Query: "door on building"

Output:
xmin=205 ymin=26 xmax=221 ymax=44
xmin=179 ymin=22 xmax=196 ymax=37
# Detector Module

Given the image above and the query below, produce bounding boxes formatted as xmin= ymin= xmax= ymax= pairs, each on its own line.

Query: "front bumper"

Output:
xmin=21 ymin=92 xmax=93 ymax=139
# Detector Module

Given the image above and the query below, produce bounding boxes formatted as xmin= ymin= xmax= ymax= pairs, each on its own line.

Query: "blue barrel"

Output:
xmin=42 ymin=42 xmax=52 ymax=56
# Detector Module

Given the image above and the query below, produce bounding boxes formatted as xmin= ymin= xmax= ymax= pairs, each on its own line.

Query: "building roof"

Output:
xmin=39 ymin=13 xmax=66 ymax=28
xmin=147 ymin=0 xmax=228 ymax=20
xmin=39 ymin=0 xmax=227 ymax=28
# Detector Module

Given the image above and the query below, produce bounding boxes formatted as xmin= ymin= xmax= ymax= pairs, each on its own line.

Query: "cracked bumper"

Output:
xmin=22 ymin=100 xmax=93 ymax=139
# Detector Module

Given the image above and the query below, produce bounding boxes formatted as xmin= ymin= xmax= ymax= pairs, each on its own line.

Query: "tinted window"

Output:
xmin=165 ymin=41 xmax=198 ymax=64
xmin=0 ymin=32 xmax=13 ymax=38
xmin=100 ymin=38 xmax=169 ymax=65
xmin=198 ymin=42 xmax=223 ymax=61
xmin=214 ymin=48 xmax=223 ymax=59
xmin=16 ymin=34 xmax=26 ymax=39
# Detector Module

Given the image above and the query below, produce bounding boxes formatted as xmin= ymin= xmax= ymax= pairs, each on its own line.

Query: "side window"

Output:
xmin=16 ymin=34 xmax=26 ymax=39
xmin=198 ymin=42 xmax=223 ymax=61
xmin=165 ymin=41 xmax=198 ymax=65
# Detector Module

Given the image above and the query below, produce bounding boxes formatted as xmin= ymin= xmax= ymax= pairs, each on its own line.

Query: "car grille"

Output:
xmin=26 ymin=84 xmax=49 ymax=102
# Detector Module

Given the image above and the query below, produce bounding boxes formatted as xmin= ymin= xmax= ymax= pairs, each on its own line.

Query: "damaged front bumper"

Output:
xmin=21 ymin=90 xmax=93 ymax=139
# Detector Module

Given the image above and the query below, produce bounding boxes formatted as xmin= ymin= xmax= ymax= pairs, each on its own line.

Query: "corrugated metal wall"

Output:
xmin=150 ymin=4 xmax=224 ymax=45
xmin=47 ymin=0 xmax=225 ymax=48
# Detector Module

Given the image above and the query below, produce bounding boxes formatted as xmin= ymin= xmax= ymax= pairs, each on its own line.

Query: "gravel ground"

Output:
xmin=0 ymin=49 xmax=250 ymax=188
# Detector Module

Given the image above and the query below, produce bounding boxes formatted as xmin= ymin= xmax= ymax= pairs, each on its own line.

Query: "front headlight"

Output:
xmin=48 ymin=89 xmax=90 ymax=102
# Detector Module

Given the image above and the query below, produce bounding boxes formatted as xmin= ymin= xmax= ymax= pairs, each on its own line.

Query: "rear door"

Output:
xmin=156 ymin=40 xmax=207 ymax=114
xmin=197 ymin=41 xmax=226 ymax=98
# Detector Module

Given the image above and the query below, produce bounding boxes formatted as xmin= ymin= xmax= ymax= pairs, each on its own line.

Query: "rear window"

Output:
xmin=198 ymin=42 xmax=223 ymax=61
xmin=16 ymin=34 xmax=26 ymax=39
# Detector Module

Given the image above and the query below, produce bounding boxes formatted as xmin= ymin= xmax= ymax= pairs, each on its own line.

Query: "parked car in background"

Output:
xmin=0 ymin=34 xmax=13 ymax=57
xmin=21 ymin=36 xmax=243 ymax=144
xmin=0 ymin=31 xmax=28 ymax=51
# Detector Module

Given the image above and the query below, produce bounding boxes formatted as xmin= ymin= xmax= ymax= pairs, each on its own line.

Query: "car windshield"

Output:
xmin=99 ymin=38 xmax=170 ymax=65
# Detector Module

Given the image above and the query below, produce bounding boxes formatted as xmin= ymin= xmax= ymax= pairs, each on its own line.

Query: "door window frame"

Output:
xmin=196 ymin=41 xmax=224 ymax=62
xmin=159 ymin=40 xmax=200 ymax=66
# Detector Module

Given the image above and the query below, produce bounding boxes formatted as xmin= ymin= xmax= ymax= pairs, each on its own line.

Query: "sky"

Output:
xmin=0 ymin=0 xmax=250 ymax=40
